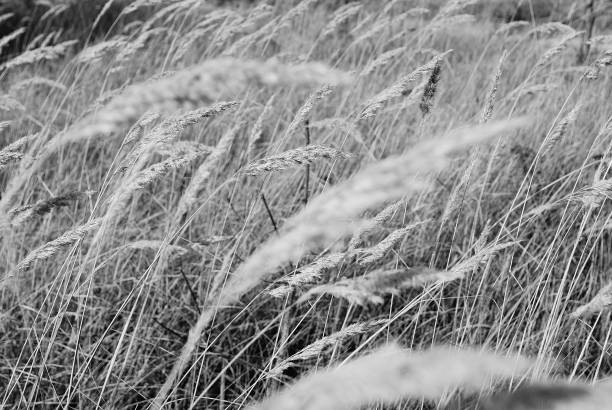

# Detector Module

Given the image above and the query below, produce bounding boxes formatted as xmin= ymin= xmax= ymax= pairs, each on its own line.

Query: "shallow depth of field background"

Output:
xmin=2 ymin=0 xmax=612 ymax=408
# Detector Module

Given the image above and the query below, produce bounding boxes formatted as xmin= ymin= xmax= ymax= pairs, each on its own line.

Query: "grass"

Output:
xmin=1 ymin=0 xmax=612 ymax=408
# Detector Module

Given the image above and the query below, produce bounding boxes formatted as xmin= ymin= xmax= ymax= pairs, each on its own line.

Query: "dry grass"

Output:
xmin=1 ymin=0 xmax=612 ymax=409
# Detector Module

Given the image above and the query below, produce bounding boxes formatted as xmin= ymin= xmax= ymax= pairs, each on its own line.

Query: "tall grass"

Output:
xmin=1 ymin=0 xmax=612 ymax=409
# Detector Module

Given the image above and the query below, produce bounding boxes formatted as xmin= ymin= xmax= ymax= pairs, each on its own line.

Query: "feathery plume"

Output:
xmin=483 ymin=382 xmax=612 ymax=410
xmin=138 ymin=0 xmax=204 ymax=31
xmin=320 ymin=2 xmax=363 ymax=38
xmin=494 ymin=21 xmax=530 ymax=37
xmin=74 ymin=37 xmax=128 ymax=64
xmin=82 ymin=85 xmax=128 ymax=117
xmin=175 ymin=124 xmax=240 ymax=220
xmin=252 ymin=343 xmax=531 ymax=410
xmin=269 ymin=252 xmax=348 ymax=298
xmin=298 ymin=267 xmax=458 ymax=305
xmin=212 ymin=6 xmax=273 ymax=49
xmin=358 ymin=221 xmax=425 ymax=265
xmin=419 ymin=59 xmax=442 ymax=115
xmin=248 ymin=94 xmax=276 ymax=159
xmin=91 ymin=0 xmax=118 ymax=31
xmin=27 ymin=30 xmax=62 ymax=50
xmin=0 ymin=121 xmax=10 ymax=133
xmin=123 ymin=111 xmax=161 ymax=146
xmin=439 ymin=152 xmax=479 ymax=228
xmin=436 ymin=0 xmax=480 ymax=19
xmin=9 ymin=191 xmax=92 ymax=227
xmin=118 ymin=103 xmax=235 ymax=174
xmin=174 ymin=11 xmax=235 ymax=60
xmin=142 ymin=101 xmax=238 ymax=149
xmin=481 ymin=51 xmax=506 ymax=123
xmin=0 ymin=150 xmax=24 ymax=170
xmin=105 ymin=149 xmax=207 ymax=229
xmin=308 ymin=117 xmax=371 ymax=157
xmin=405 ymin=7 xmax=430 ymax=17
xmin=285 ymin=84 xmax=334 ymax=138
xmin=274 ymin=0 xmax=319 ymax=33
xmin=224 ymin=0 xmax=316 ymax=56
xmin=242 ymin=145 xmax=350 ymax=176
xmin=9 ymin=76 xmax=67 ymax=95
xmin=505 ymin=83 xmax=558 ymax=102
xmin=115 ymin=28 xmax=167 ymax=64
xmin=360 ymin=51 xmax=451 ymax=119
xmin=11 ymin=218 xmax=102 ymax=275
xmin=222 ymin=15 xmax=280 ymax=57
xmin=1 ymin=40 xmax=77 ymax=71
xmin=533 ymin=30 xmax=582 ymax=73
xmin=0 ymin=134 xmax=38 ymax=170
xmin=426 ymin=14 xmax=476 ymax=35
xmin=124 ymin=240 xmax=189 ymax=257
xmin=570 ymin=280 xmax=612 ymax=319
xmin=585 ymin=50 xmax=612 ymax=80
xmin=577 ymin=179 xmax=612 ymax=208
xmin=0 ymin=13 xmax=14 ymax=26
xmin=130 ymin=153 xmax=204 ymax=193
xmin=540 ymin=104 xmax=581 ymax=155
xmin=0 ymin=95 xmax=25 ymax=112
xmin=268 ymin=320 xmax=384 ymax=378
xmin=0 ymin=28 xmax=26 ymax=54
xmin=352 ymin=13 xmax=408 ymax=45
xmin=154 ymin=141 xmax=212 ymax=157
xmin=527 ymin=22 xmax=575 ymax=37
xmin=122 ymin=0 xmax=178 ymax=15
xmin=360 ymin=46 xmax=406 ymax=77
xmin=301 ymin=242 xmax=512 ymax=305
xmin=348 ymin=199 xmax=406 ymax=250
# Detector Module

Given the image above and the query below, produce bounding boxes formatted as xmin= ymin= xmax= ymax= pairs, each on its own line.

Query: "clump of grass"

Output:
xmin=5 ymin=2 xmax=612 ymax=409
xmin=224 ymin=119 xmax=527 ymax=305
xmin=150 ymin=118 xmax=527 ymax=408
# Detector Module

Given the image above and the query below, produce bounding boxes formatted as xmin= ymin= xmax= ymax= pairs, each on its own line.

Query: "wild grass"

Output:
xmin=1 ymin=0 xmax=612 ymax=409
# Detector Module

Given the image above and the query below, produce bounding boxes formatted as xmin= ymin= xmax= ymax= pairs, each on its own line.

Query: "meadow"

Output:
xmin=1 ymin=0 xmax=612 ymax=408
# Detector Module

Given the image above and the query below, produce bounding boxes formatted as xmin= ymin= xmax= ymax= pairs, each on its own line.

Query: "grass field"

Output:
xmin=1 ymin=0 xmax=612 ymax=408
